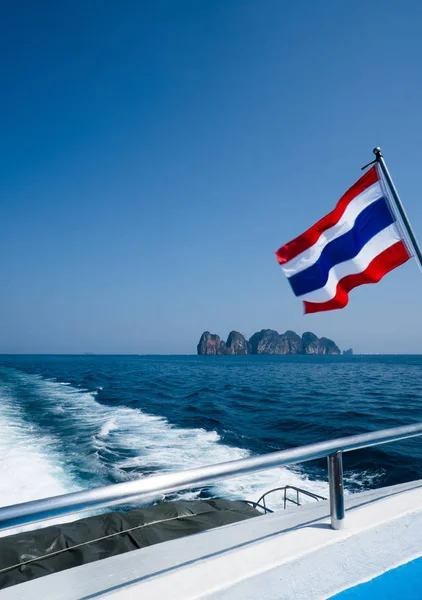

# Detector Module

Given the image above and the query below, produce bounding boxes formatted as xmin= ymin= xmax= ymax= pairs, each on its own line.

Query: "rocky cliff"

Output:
xmin=301 ymin=332 xmax=340 ymax=354
xmin=197 ymin=331 xmax=251 ymax=355
xmin=197 ymin=330 xmax=341 ymax=355
xmin=224 ymin=331 xmax=251 ymax=355
xmin=249 ymin=329 xmax=303 ymax=355
xmin=197 ymin=332 xmax=223 ymax=355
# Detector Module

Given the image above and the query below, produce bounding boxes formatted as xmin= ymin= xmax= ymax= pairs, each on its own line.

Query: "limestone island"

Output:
xmin=197 ymin=330 xmax=341 ymax=355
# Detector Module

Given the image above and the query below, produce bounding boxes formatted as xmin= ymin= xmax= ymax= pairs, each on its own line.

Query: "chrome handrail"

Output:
xmin=1 ymin=422 xmax=421 ymax=532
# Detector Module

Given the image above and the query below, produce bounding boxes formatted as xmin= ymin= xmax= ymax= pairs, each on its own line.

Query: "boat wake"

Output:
xmin=0 ymin=365 xmax=375 ymax=534
xmin=0 ymin=368 xmax=331 ymax=505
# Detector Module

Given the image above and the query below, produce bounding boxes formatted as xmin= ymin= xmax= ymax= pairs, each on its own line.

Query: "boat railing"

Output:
xmin=252 ymin=485 xmax=327 ymax=514
xmin=0 ymin=422 xmax=421 ymax=532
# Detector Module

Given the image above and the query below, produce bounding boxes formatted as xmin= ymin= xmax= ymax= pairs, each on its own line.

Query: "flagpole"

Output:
xmin=373 ymin=146 xmax=422 ymax=270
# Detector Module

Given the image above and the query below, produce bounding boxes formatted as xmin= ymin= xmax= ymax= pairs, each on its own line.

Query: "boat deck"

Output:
xmin=1 ymin=479 xmax=421 ymax=599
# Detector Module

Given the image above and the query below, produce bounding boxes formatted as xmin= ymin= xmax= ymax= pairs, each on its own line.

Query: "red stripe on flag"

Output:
xmin=276 ymin=166 xmax=379 ymax=265
xmin=303 ymin=241 xmax=410 ymax=314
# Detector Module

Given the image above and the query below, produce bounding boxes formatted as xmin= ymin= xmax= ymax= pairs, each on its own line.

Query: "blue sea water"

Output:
xmin=0 ymin=354 xmax=421 ymax=513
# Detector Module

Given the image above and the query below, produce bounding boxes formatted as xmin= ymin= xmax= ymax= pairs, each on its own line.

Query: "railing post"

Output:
xmin=328 ymin=451 xmax=345 ymax=530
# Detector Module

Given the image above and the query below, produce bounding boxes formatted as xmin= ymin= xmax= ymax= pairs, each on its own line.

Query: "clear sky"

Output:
xmin=1 ymin=0 xmax=422 ymax=354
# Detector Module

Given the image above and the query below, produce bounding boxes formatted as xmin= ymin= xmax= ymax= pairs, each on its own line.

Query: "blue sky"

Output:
xmin=1 ymin=0 xmax=422 ymax=354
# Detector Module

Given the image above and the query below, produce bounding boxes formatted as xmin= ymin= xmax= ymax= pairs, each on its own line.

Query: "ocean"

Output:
xmin=0 ymin=354 xmax=421 ymax=518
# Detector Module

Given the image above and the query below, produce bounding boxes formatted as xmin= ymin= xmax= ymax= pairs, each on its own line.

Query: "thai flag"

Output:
xmin=276 ymin=166 xmax=411 ymax=314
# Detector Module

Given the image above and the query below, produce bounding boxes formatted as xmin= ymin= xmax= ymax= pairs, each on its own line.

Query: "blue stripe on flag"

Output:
xmin=288 ymin=197 xmax=394 ymax=297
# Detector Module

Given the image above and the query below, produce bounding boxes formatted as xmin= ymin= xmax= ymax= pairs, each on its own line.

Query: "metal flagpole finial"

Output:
xmin=361 ymin=148 xmax=380 ymax=170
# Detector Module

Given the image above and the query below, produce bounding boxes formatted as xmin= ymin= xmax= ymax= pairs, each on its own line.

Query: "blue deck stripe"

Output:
xmin=329 ymin=555 xmax=422 ymax=599
xmin=289 ymin=197 xmax=394 ymax=297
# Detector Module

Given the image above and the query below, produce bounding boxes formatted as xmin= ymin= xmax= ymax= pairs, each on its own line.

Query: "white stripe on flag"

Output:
xmin=297 ymin=223 xmax=402 ymax=303
xmin=281 ymin=181 xmax=384 ymax=278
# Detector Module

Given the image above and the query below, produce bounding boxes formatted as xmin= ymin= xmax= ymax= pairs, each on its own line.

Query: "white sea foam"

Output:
xmin=88 ymin=405 xmax=332 ymax=508
xmin=0 ymin=384 xmax=82 ymax=536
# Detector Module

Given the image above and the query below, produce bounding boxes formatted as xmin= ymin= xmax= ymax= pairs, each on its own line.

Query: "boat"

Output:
xmin=0 ymin=422 xmax=421 ymax=599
